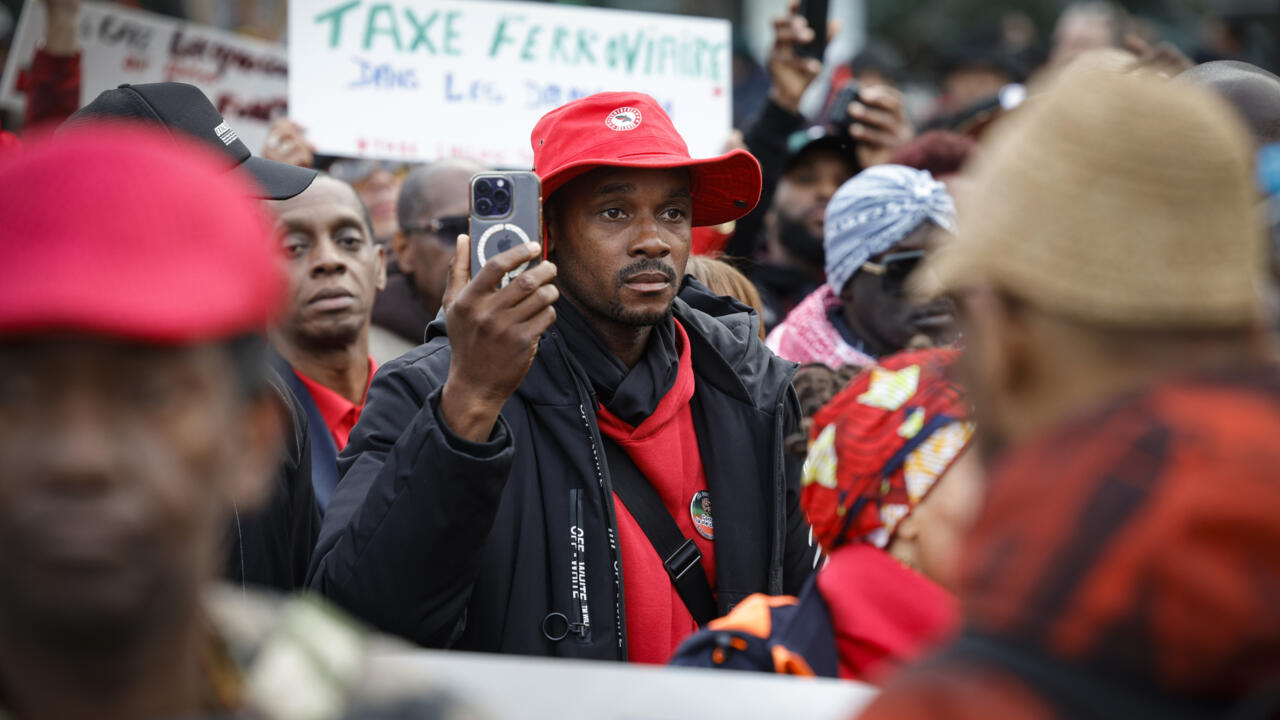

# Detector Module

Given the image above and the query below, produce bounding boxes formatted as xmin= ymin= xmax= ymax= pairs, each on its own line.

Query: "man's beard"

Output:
xmin=608 ymin=258 xmax=678 ymax=326
xmin=776 ymin=212 xmax=825 ymax=267
xmin=563 ymin=258 xmax=678 ymax=328
xmin=604 ymin=299 xmax=675 ymax=327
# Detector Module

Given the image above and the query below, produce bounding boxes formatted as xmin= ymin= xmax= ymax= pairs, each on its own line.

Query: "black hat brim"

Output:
xmin=241 ymin=155 xmax=318 ymax=200
xmin=786 ymin=134 xmax=860 ymax=174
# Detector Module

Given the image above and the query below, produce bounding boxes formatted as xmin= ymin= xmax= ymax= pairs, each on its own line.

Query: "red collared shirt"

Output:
xmin=295 ymin=356 xmax=376 ymax=451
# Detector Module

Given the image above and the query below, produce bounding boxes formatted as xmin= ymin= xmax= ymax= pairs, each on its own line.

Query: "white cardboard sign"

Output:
xmin=0 ymin=1 xmax=287 ymax=153
xmin=287 ymin=0 xmax=733 ymax=166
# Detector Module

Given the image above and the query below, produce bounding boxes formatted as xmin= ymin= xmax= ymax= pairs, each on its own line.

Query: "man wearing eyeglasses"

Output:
xmin=370 ymin=159 xmax=489 ymax=358
xmin=766 ymin=164 xmax=958 ymax=368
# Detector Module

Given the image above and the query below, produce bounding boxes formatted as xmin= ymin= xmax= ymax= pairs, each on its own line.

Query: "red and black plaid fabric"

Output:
xmin=862 ymin=366 xmax=1280 ymax=718
xmin=962 ymin=368 xmax=1280 ymax=694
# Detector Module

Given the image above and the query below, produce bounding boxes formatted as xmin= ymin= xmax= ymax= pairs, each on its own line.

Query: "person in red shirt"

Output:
xmin=309 ymin=93 xmax=817 ymax=662
xmin=268 ymin=175 xmax=386 ymax=513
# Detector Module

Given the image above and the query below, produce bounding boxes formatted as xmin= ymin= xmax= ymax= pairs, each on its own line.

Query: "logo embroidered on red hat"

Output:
xmin=605 ymin=107 xmax=642 ymax=132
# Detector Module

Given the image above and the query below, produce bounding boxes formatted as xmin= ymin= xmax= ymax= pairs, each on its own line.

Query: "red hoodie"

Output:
xmin=596 ymin=320 xmax=717 ymax=664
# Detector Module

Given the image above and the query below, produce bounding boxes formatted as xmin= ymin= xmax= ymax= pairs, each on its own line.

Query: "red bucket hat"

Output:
xmin=531 ymin=92 xmax=762 ymax=227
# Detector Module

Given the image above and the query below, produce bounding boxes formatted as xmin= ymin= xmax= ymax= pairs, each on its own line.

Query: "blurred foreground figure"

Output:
xmin=0 ymin=125 xmax=278 ymax=719
xmin=860 ymin=64 xmax=1280 ymax=719
xmin=673 ymin=349 xmax=980 ymax=682
xmin=0 ymin=126 xmax=464 ymax=720
xmin=66 ymin=81 xmax=321 ymax=591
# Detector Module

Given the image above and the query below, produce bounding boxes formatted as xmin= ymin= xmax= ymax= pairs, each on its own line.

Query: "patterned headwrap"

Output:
xmin=823 ymin=164 xmax=956 ymax=295
xmin=801 ymin=348 xmax=973 ymax=552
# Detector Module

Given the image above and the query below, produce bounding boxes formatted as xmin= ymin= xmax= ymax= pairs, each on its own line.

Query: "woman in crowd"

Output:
xmin=671 ymin=348 xmax=981 ymax=682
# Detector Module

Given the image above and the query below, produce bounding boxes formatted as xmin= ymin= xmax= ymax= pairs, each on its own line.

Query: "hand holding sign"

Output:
xmin=40 ymin=0 xmax=81 ymax=56
xmin=262 ymin=117 xmax=316 ymax=168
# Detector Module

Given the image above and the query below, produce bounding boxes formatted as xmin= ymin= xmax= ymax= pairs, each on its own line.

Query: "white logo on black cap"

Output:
xmin=213 ymin=121 xmax=239 ymax=146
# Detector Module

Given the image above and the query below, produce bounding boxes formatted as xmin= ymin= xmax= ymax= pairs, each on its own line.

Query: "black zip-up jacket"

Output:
xmin=308 ymin=280 xmax=817 ymax=659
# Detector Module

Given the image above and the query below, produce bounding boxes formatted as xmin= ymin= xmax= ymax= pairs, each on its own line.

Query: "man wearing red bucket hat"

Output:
xmin=312 ymin=93 xmax=819 ymax=662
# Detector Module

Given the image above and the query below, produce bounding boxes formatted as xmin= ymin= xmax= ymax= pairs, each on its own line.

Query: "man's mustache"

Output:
xmin=615 ymin=259 xmax=677 ymax=288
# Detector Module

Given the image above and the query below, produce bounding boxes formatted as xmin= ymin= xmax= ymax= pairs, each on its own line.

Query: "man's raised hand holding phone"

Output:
xmin=440 ymin=236 xmax=558 ymax=443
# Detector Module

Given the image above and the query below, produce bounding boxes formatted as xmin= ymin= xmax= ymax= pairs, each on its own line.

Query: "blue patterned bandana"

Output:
xmin=823 ymin=165 xmax=956 ymax=294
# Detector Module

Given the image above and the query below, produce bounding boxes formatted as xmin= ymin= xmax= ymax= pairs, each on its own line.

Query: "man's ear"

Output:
xmin=375 ymin=243 xmax=388 ymax=291
xmin=226 ymin=392 xmax=286 ymax=512
xmin=391 ymin=230 xmax=412 ymax=274
xmin=993 ymin=292 xmax=1035 ymax=397
xmin=543 ymin=204 xmax=558 ymax=256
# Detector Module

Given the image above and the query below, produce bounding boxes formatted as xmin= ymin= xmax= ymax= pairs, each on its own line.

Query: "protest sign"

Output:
xmin=0 ymin=2 xmax=287 ymax=152
xmin=288 ymin=0 xmax=733 ymax=166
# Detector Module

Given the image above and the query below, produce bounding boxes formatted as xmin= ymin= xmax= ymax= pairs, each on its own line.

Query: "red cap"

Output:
xmin=531 ymin=92 xmax=762 ymax=227
xmin=0 ymin=123 xmax=283 ymax=343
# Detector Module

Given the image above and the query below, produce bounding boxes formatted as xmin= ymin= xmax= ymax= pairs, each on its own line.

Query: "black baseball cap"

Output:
xmin=784 ymin=126 xmax=860 ymax=175
xmin=64 ymin=82 xmax=316 ymax=200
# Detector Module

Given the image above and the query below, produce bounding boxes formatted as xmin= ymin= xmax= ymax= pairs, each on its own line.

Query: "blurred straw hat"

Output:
xmin=919 ymin=63 xmax=1266 ymax=328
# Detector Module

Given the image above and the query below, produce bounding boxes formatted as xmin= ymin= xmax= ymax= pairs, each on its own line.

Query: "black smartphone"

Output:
xmin=825 ymin=80 xmax=862 ymax=133
xmin=469 ymin=172 xmax=542 ymax=286
xmin=796 ymin=0 xmax=829 ymax=61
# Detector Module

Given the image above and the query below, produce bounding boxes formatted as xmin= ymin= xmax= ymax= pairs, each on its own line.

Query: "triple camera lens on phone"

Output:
xmin=474 ymin=177 xmax=511 ymax=217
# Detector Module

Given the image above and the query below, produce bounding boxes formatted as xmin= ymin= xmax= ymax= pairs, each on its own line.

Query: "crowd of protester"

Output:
xmin=3 ymin=0 xmax=1280 ymax=718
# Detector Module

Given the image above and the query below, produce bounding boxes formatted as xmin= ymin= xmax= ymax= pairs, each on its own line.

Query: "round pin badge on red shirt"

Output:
xmin=690 ymin=490 xmax=714 ymax=540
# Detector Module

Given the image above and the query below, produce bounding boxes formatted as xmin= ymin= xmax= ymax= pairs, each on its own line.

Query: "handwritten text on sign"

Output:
xmin=288 ymin=0 xmax=732 ymax=166
xmin=0 ymin=2 xmax=287 ymax=152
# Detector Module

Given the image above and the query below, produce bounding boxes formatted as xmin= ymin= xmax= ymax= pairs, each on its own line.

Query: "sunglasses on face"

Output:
xmin=403 ymin=214 xmax=469 ymax=244
xmin=860 ymin=250 xmax=925 ymax=294
xmin=328 ymin=159 xmax=410 ymax=185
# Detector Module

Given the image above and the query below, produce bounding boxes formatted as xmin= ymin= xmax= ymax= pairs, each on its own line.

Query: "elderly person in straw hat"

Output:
xmin=766 ymin=165 xmax=958 ymax=368
xmin=859 ymin=61 xmax=1280 ymax=719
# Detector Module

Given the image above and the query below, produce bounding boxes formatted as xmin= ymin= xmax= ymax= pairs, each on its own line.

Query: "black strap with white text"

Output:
xmin=601 ymin=437 xmax=718 ymax=626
